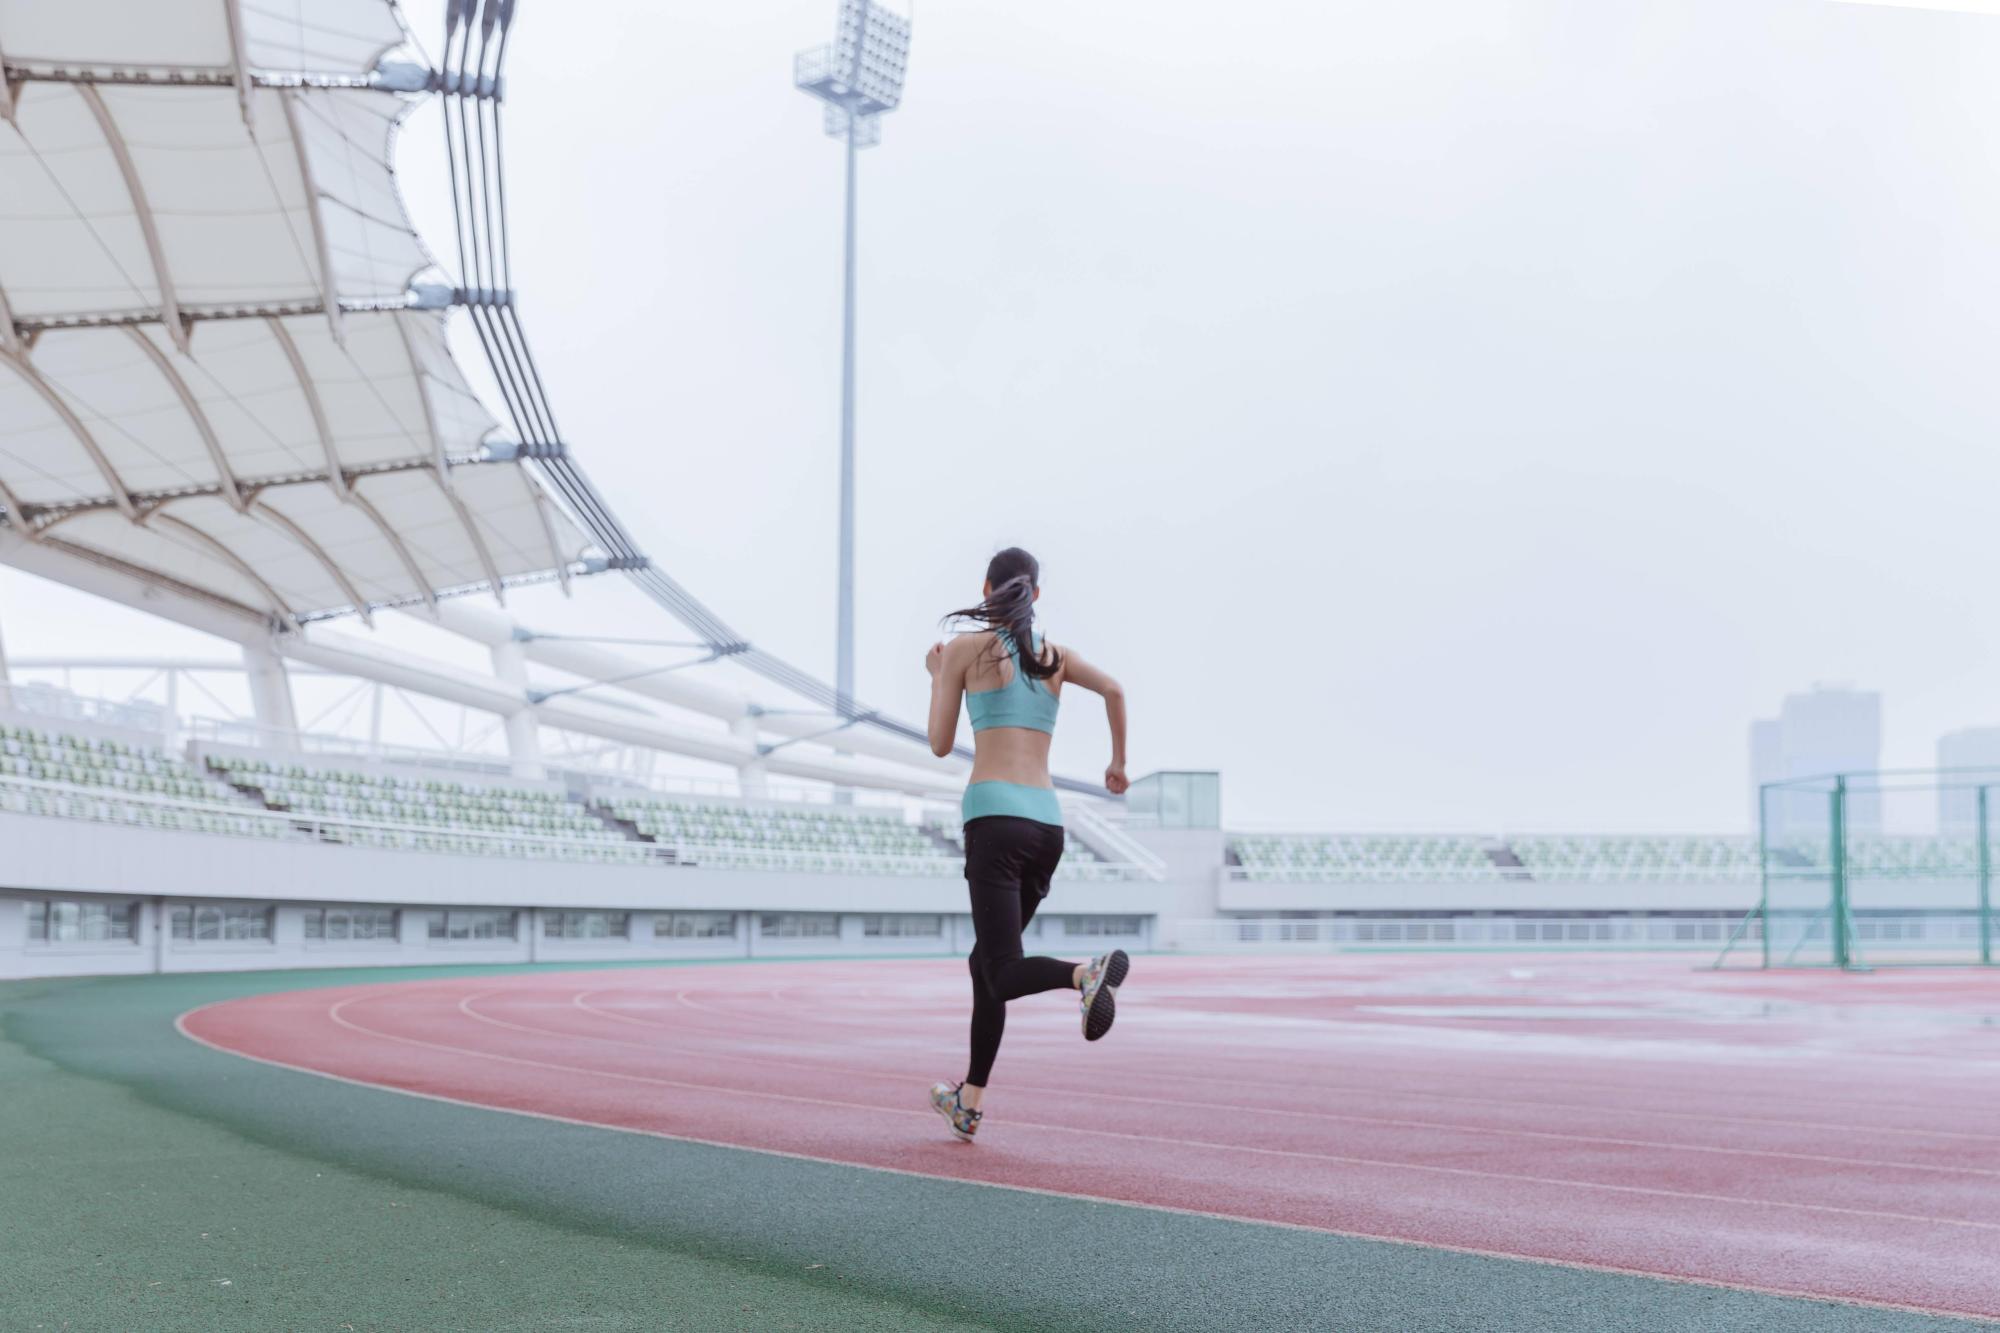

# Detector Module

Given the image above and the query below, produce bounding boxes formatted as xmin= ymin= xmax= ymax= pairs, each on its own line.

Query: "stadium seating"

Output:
xmin=0 ymin=721 xmax=1139 ymax=877
xmin=1226 ymin=833 xmax=1766 ymax=882
xmin=2 ymin=724 xmax=245 ymax=806
xmin=1505 ymin=835 xmax=1758 ymax=881
xmin=1228 ymin=834 xmax=1501 ymax=882
xmin=0 ymin=723 xmax=284 ymax=838
xmin=1817 ymin=837 xmax=1979 ymax=878
xmin=210 ymin=755 xmax=653 ymax=864
xmin=605 ymin=795 xmax=959 ymax=874
xmin=923 ymin=818 xmax=1125 ymax=882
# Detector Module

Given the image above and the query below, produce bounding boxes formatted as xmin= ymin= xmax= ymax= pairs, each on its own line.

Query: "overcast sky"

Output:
xmin=7 ymin=0 xmax=2000 ymax=831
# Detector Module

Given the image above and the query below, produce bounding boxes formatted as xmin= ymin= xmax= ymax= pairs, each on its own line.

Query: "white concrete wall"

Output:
xmin=0 ymin=889 xmax=1154 ymax=980
xmin=0 ymin=808 xmax=1158 ymax=978
xmin=0 ymin=810 xmax=1164 ymax=916
xmin=1216 ymin=876 xmax=1766 ymax=915
xmin=1126 ymin=827 xmax=1228 ymax=949
xmin=1214 ymin=873 xmax=1979 ymax=915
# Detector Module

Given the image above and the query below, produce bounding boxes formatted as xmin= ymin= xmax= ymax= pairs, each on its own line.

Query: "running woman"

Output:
xmin=923 ymin=547 xmax=1130 ymax=1142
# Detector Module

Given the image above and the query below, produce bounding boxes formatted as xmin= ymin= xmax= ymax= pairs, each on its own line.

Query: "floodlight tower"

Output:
xmin=795 ymin=0 xmax=912 ymax=719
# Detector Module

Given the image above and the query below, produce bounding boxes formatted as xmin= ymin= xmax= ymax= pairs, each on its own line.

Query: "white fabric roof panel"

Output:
xmin=351 ymin=465 xmax=489 ymax=590
xmin=289 ymin=87 xmax=430 ymax=300
xmin=0 ymin=310 xmax=485 ymax=507
xmin=37 ymin=457 xmax=584 ymax=624
xmin=0 ymin=0 xmax=404 ymax=81
xmin=0 ymin=3 xmax=595 ymax=628
xmin=52 ymin=506 xmax=288 ymax=617
xmin=0 ymin=82 xmax=421 ymax=326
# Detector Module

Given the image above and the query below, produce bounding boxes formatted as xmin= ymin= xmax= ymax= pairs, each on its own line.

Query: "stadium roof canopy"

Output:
xmin=0 ymin=0 xmax=1105 ymax=798
xmin=0 ymin=0 xmax=589 ymax=630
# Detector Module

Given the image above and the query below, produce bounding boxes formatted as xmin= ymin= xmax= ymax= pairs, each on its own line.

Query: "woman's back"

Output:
xmin=961 ymin=628 xmax=1061 ymax=788
xmin=925 ymin=547 xmax=1129 ymax=801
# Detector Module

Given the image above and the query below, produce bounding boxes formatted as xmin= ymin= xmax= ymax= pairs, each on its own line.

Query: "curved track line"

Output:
xmin=172 ymin=1002 xmax=2000 ymax=1329
xmin=575 ymin=969 xmax=2000 ymax=1123
xmin=518 ymin=991 xmax=2000 ymax=1180
xmin=314 ymin=991 xmax=2000 ymax=1235
xmin=576 ymin=985 xmax=2000 ymax=1145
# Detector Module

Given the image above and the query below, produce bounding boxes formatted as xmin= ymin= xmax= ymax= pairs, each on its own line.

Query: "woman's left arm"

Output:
xmin=926 ymin=637 xmax=968 ymax=757
xmin=1058 ymin=647 xmax=1128 ymax=795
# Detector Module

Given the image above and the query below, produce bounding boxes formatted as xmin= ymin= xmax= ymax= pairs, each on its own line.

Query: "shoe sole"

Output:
xmin=1083 ymin=949 xmax=1130 ymax=1042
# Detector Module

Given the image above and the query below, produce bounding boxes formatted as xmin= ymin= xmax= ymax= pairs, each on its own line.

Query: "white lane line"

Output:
xmin=171 ymin=998 xmax=2000 ymax=1329
xmin=576 ymin=983 xmax=2000 ymax=1146
xmin=203 ymin=990 xmax=2000 ymax=1236
xmin=546 ymin=990 xmax=2000 ymax=1181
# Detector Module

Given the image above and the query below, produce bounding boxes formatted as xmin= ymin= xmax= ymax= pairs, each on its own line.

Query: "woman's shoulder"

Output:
xmin=946 ymin=629 xmax=998 ymax=659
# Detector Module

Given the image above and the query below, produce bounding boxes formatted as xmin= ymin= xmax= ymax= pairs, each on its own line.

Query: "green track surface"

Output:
xmin=0 ymin=963 xmax=1984 ymax=1332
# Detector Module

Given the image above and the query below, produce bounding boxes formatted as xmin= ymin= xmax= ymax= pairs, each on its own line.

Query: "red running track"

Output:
xmin=181 ymin=953 xmax=2000 ymax=1321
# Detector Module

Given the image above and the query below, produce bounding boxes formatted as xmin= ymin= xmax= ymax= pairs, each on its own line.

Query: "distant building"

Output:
xmin=1936 ymin=728 xmax=2000 ymax=833
xmin=1748 ymin=685 xmax=1881 ymax=838
xmin=1748 ymin=719 xmax=1783 ymax=827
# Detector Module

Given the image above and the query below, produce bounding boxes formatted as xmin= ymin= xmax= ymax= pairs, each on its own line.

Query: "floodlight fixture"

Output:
xmin=795 ymin=0 xmax=912 ymax=149
xmin=794 ymin=0 xmax=912 ymax=723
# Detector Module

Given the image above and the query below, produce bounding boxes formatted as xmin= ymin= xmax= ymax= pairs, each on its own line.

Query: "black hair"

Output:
xmin=943 ymin=546 xmax=1062 ymax=681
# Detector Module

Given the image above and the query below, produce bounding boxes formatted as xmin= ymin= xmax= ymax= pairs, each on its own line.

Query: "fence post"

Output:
xmin=1830 ymin=776 xmax=1850 ymax=970
xmin=1981 ymin=785 xmax=1994 ymax=967
xmin=1758 ymin=783 xmax=1772 ymax=970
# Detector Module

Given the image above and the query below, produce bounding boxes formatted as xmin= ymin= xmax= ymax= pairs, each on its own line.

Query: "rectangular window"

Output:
xmin=425 ymin=910 xmax=518 ymax=943
xmin=544 ymin=911 xmax=630 ymax=940
xmin=758 ymin=912 xmax=839 ymax=940
xmin=861 ymin=914 xmax=943 ymax=939
xmin=656 ymin=911 xmax=736 ymax=940
xmin=165 ymin=902 xmax=270 ymax=945
xmin=303 ymin=908 xmax=398 ymax=943
xmin=1062 ymin=915 xmax=1142 ymax=938
xmin=24 ymin=898 xmax=138 ymax=944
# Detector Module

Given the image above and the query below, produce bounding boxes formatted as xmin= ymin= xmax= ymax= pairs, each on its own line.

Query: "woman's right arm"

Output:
xmin=1060 ymin=649 xmax=1128 ymax=795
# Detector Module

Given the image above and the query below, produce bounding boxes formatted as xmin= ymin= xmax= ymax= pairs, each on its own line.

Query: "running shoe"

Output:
xmin=1078 ymin=948 xmax=1130 ymax=1041
xmin=929 ymin=1081 xmax=982 ymax=1142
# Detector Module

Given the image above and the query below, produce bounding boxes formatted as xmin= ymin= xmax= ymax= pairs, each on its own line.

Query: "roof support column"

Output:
xmin=0 ymin=598 xmax=12 ymax=711
xmin=732 ymin=712 xmax=768 ymax=800
xmin=489 ymin=635 xmax=544 ymax=780
xmin=242 ymin=636 xmax=298 ymax=749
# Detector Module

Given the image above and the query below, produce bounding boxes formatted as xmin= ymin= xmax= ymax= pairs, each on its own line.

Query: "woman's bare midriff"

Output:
xmin=967 ymin=726 xmax=1056 ymax=788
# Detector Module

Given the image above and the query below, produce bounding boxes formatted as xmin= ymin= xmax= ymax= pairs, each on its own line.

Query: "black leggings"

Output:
xmin=963 ymin=815 xmax=1078 ymax=1087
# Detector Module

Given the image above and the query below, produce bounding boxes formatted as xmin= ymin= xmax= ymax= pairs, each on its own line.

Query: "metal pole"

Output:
xmin=1830 ymin=777 xmax=1849 ymax=969
xmin=1980 ymin=785 xmax=1994 ymax=966
xmin=1759 ymin=783 xmax=1772 ymax=970
xmin=836 ymin=120 xmax=859 ymax=719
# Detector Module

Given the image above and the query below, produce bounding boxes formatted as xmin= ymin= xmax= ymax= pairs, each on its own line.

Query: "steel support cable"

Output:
xmin=439 ymin=8 xmax=531 ymax=452
xmin=434 ymin=6 xmax=1101 ymax=795
xmin=450 ymin=69 xmax=545 ymax=447
xmin=463 ymin=1 xmax=561 ymax=453
xmin=471 ymin=10 xmax=504 ymax=293
xmin=490 ymin=0 xmax=519 ymax=293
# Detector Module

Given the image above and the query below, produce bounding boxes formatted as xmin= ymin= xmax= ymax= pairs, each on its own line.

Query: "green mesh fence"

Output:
xmin=1716 ymin=770 xmax=1998 ymax=969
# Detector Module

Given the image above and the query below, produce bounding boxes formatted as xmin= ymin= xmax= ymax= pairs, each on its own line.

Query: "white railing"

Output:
xmin=1223 ymin=864 xmax=1761 ymax=884
xmin=2 ymin=687 xmax=173 ymax=738
xmin=1065 ymin=799 xmax=1168 ymax=881
xmin=189 ymin=719 xmax=532 ymax=779
xmin=189 ymin=716 xmax=925 ymax=813
xmin=0 ymin=772 xmax=650 ymax=861
xmin=1171 ymin=915 xmax=1747 ymax=950
xmin=0 ymin=772 xmax=1153 ymax=880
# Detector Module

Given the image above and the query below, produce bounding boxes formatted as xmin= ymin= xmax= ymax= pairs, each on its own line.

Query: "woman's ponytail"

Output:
xmin=942 ymin=548 xmax=1062 ymax=681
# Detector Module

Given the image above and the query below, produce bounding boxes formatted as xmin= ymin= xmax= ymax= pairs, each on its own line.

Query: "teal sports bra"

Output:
xmin=965 ymin=628 xmax=1060 ymax=734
